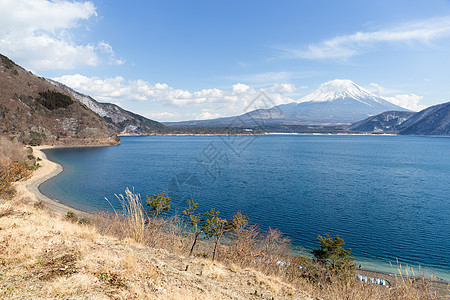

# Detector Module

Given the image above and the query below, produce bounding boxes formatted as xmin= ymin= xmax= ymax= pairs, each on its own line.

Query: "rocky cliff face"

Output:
xmin=47 ymin=79 xmax=167 ymax=135
xmin=0 ymin=54 xmax=119 ymax=146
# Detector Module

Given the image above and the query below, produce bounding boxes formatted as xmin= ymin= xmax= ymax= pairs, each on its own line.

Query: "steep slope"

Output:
xmin=398 ymin=101 xmax=450 ymax=135
xmin=47 ymin=79 xmax=168 ymax=135
xmin=166 ymin=79 xmax=409 ymax=128
xmin=0 ymin=54 xmax=119 ymax=146
xmin=348 ymin=111 xmax=416 ymax=133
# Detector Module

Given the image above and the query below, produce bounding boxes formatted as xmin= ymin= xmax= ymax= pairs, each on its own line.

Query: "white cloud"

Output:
xmin=364 ymin=82 xmax=427 ymax=111
xmin=281 ymin=17 xmax=450 ymax=60
xmin=52 ymin=74 xmax=303 ymax=120
xmin=0 ymin=0 xmax=121 ymax=70
xmin=383 ymin=94 xmax=426 ymax=111
xmin=366 ymin=83 xmax=401 ymax=95
xmin=232 ymin=83 xmax=252 ymax=93
xmin=97 ymin=40 xmax=124 ymax=65
xmin=145 ymin=112 xmax=176 ymax=120
xmin=195 ymin=111 xmax=221 ymax=120
xmin=265 ymin=83 xmax=297 ymax=94
xmin=365 ymin=82 xmax=427 ymax=111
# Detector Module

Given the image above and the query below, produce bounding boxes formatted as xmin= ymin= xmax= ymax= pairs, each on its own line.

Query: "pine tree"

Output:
xmin=312 ymin=233 xmax=355 ymax=272
xmin=202 ymin=208 xmax=228 ymax=260
xmin=146 ymin=191 xmax=171 ymax=219
xmin=182 ymin=199 xmax=204 ymax=256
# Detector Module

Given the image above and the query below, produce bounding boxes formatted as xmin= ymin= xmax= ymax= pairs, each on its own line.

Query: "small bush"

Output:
xmin=78 ymin=217 xmax=89 ymax=225
xmin=65 ymin=211 xmax=77 ymax=222
xmin=194 ymin=253 xmax=209 ymax=259
xmin=34 ymin=200 xmax=45 ymax=210
xmin=19 ymin=131 xmax=46 ymax=146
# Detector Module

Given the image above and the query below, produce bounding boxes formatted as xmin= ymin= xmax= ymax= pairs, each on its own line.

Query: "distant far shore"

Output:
xmin=118 ymin=132 xmax=450 ymax=137
xmin=118 ymin=132 xmax=398 ymax=137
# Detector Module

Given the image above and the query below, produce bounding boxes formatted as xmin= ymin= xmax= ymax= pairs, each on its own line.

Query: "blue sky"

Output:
xmin=1 ymin=0 xmax=450 ymax=121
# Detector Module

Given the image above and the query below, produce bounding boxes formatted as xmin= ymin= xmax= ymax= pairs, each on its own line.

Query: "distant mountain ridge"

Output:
xmin=349 ymin=101 xmax=450 ymax=135
xmin=166 ymin=79 xmax=409 ymax=128
xmin=348 ymin=111 xmax=417 ymax=133
xmin=47 ymin=79 xmax=167 ymax=135
xmin=397 ymin=101 xmax=450 ymax=135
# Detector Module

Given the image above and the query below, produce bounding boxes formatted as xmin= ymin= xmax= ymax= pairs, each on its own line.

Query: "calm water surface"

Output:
xmin=40 ymin=135 xmax=450 ymax=280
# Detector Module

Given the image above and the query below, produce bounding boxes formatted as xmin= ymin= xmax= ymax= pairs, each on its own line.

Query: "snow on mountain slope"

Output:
xmin=167 ymin=79 xmax=411 ymax=127
xmin=271 ymin=79 xmax=410 ymax=123
xmin=300 ymin=79 xmax=377 ymax=103
xmin=47 ymin=79 xmax=167 ymax=135
xmin=298 ymin=79 xmax=400 ymax=107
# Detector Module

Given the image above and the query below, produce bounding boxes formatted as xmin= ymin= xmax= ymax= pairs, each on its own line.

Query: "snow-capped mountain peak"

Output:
xmin=299 ymin=79 xmax=378 ymax=103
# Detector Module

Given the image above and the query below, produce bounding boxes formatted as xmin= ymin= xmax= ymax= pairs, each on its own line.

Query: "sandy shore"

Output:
xmin=14 ymin=145 xmax=90 ymax=218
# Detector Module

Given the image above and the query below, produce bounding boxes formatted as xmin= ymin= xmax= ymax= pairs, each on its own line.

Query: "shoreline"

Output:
xmin=118 ymin=132 xmax=399 ymax=137
xmin=14 ymin=145 xmax=90 ymax=218
xmin=16 ymin=143 xmax=449 ymax=287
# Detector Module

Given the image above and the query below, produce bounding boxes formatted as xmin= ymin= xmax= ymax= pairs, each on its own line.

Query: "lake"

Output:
xmin=40 ymin=135 xmax=450 ymax=281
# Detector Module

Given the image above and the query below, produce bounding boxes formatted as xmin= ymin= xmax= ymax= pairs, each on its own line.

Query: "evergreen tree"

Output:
xmin=182 ymin=199 xmax=204 ymax=256
xmin=202 ymin=208 xmax=228 ymax=260
xmin=312 ymin=233 xmax=355 ymax=272
xmin=146 ymin=191 xmax=171 ymax=219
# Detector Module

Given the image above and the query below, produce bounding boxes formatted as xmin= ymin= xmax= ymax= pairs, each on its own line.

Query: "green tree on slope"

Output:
xmin=182 ymin=199 xmax=204 ymax=256
xmin=312 ymin=233 xmax=355 ymax=272
xmin=202 ymin=208 xmax=228 ymax=260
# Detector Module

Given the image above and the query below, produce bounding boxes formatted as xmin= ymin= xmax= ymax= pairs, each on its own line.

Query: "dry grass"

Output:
xmin=1 ymin=182 xmax=447 ymax=299
xmin=0 ymin=193 xmax=313 ymax=299
xmin=0 ymin=135 xmax=40 ymax=199
xmin=0 ymin=136 xmax=27 ymax=162
xmin=107 ymin=188 xmax=147 ymax=244
xmin=0 ymin=160 xmax=32 ymax=199
xmin=0 ymin=196 xmax=161 ymax=299
xmin=88 ymin=189 xmax=447 ymax=299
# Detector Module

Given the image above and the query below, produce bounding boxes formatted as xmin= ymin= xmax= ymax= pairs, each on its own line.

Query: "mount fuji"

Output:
xmin=247 ymin=79 xmax=409 ymax=125
xmin=165 ymin=79 xmax=410 ymax=128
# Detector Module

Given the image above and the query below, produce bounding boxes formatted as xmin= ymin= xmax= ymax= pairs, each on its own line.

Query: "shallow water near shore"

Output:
xmin=40 ymin=135 xmax=450 ymax=282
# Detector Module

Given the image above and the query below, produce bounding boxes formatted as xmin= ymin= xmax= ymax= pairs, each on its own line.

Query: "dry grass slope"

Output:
xmin=0 ymin=196 xmax=312 ymax=299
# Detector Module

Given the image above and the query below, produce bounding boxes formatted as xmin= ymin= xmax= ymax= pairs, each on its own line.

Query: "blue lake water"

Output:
xmin=40 ymin=135 xmax=450 ymax=281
